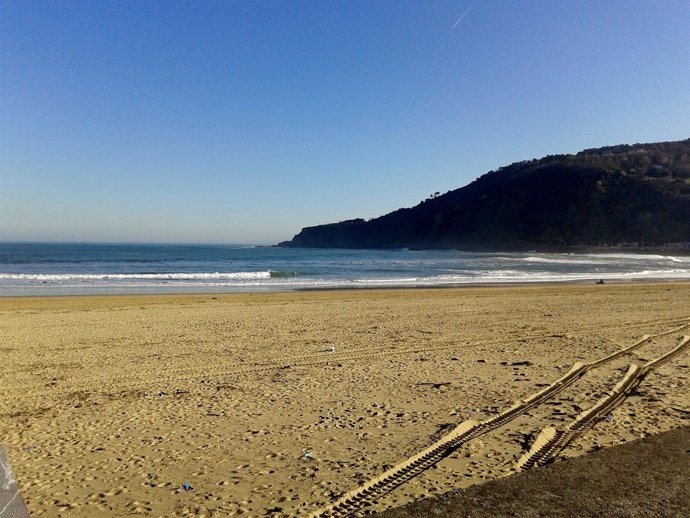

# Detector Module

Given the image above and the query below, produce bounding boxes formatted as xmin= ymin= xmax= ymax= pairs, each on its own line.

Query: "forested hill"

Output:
xmin=277 ymin=139 xmax=690 ymax=251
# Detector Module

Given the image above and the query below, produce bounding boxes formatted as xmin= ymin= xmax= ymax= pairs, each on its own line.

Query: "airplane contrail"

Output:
xmin=451 ymin=0 xmax=479 ymax=29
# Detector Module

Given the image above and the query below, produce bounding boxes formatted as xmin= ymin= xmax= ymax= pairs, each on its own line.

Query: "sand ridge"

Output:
xmin=377 ymin=425 xmax=690 ymax=518
xmin=1 ymin=284 xmax=690 ymax=516
xmin=310 ymin=328 xmax=690 ymax=516
xmin=516 ymin=334 xmax=690 ymax=471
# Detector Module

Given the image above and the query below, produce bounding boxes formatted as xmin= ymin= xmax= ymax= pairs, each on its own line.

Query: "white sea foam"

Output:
xmin=1 ymin=244 xmax=689 ymax=296
xmin=2 ymin=266 xmax=690 ymax=290
xmin=351 ymin=268 xmax=690 ymax=287
xmin=520 ymin=254 xmax=689 ymax=265
xmin=663 ymin=256 xmax=685 ymax=263
xmin=522 ymin=256 xmax=606 ymax=265
xmin=0 ymin=271 xmax=272 ymax=281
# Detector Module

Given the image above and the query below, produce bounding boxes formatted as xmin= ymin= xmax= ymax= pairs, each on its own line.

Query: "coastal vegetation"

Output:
xmin=279 ymin=139 xmax=690 ymax=250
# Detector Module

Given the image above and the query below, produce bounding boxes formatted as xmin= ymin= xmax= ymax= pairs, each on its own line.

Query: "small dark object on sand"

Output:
xmin=596 ymin=279 xmax=605 ymax=284
xmin=417 ymin=382 xmax=452 ymax=389
xmin=182 ymin=482 xmax=192 ymax=491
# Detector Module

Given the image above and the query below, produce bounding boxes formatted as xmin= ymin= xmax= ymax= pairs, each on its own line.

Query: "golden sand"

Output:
xmin=1 ymin=284 xmax=689 ymax=517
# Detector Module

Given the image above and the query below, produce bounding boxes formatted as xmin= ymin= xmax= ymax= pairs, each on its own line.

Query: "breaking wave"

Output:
xmin=1 ymin=243 xmax=689 ymax=295
xmin=0 ymin=271 xmax=272 ymax=281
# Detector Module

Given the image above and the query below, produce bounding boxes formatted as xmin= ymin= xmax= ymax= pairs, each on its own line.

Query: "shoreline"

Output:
xmin=2 ymin=277 xmax=690 ymax=299
xmin=3 ymin=243 xmax=689 ymax=298
xmin=2 ymin=283 xmax=689 ymax=516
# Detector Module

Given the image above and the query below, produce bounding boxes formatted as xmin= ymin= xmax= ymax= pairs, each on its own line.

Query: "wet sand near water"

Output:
xmin=1 ymin=283 xmax=689 ymax=516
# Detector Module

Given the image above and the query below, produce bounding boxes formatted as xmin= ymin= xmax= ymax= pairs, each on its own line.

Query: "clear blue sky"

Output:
xmin=1 ymin=0 xmax=689 ymax=244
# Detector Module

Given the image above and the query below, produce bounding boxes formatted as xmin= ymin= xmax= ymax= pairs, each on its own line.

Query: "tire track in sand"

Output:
xmin=307 ymin=322 xmax=690 ymax=517
xmin=516 ymin=334 xmax=690 ymax=470
xmin=5 ymin=318 xmax=689 ymax=406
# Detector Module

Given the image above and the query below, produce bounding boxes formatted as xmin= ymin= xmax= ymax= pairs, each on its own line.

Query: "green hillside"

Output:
xmin=278 ymin=139 xmax=690 ymax=250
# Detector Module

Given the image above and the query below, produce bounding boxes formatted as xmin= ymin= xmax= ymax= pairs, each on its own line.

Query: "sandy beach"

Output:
xmin=1 ymin=283 xmax=689 ymax=517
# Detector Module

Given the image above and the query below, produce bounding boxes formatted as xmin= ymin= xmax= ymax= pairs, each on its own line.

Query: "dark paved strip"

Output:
xmin=377 ymin=426 xmax=690 ymax=518
xmin=0 ymin=446 xmax=29 ymax=518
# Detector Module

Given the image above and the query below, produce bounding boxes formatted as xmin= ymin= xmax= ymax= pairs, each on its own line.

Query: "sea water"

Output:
xmin=1 ymin=242 xmax=689 ymax=295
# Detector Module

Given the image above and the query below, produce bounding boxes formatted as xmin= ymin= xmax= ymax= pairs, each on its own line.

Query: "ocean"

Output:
xmin=1 ymin=242 xmax=689 ymax=296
